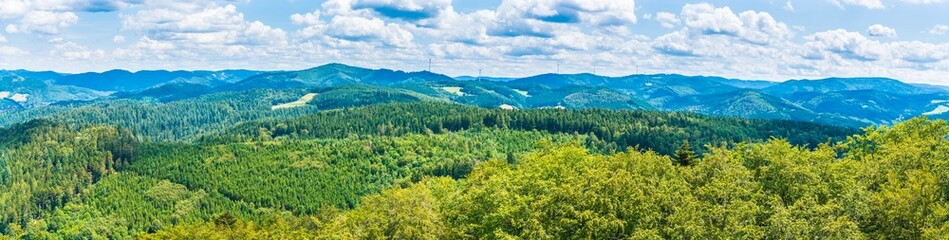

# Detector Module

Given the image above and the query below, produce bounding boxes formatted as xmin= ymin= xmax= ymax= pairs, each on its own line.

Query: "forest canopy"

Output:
xmin=1 ymin=102 xmax=944 ymax=239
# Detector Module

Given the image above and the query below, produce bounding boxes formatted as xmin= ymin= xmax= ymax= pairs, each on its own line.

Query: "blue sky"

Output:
xmin=0 ymin=0 xmax=948 ymax=84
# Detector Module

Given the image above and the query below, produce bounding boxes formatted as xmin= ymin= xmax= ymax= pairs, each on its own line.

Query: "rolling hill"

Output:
xmin=225 ymin=63 xmax=454 ymax=91
xmin=55 ymin=69 xmax=265 ymax=92
xmin=0 ymin=74 xmax=109 ymax=108
xmin=763 ymin=77 xmax=925 ymax=96
xmin=0 ymin=99 xmax=23 ymax=112
xmin=5 ymin=63 xmax=949 ymax=128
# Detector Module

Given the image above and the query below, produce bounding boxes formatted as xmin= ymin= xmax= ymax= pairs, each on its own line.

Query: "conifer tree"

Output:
xmin=674 ymin=140 xmax=696 ymax=166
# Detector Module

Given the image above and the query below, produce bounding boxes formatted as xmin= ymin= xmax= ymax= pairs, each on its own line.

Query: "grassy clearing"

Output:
xmin=272 ymin=93 xmax=318 ymax=110
xmin=441 ymin=87 xmax=464 ymax=96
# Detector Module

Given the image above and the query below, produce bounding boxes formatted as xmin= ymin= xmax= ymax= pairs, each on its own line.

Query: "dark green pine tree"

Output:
xmin=674 ymin=140 xmax=696 ymax=166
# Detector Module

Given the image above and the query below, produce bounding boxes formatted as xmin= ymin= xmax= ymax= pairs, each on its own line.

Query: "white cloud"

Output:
xmin=113 ymin=2 xmax=288 ymax=65
xmin=682 ymin=3 xmax=742 ymax=36
xmin=0 ymin=46 xmax=27 ymax=56
xmin=123 ymin=4 xmax=286 ymax=46
xmin=490 ymin=0 xmax=636 ymax=38
xmin=0 ymin=0 xmax=146 ymax=35
xmin=900 ymin=0 xmax=945 ymax=3
xmin=2 ymin=0 xmax=949 ymax=85
xmin=291 ymin=10 xmax=322 ymax=25
xmin=0 ymin=0 xmax=141 ymax=17
xmin=892 ymin=41 xmax=947 ymax=63
xmin=680 ymin=3 xmax=791 ymax=45
xmin=324 ymin=15 xmax=414 ymax=48
xmin=655 ymin=12 xmax=679 ymax=28
xmin=5 ymin=10 xmax=78 ymax=34
xmin=0 ymin=34 xmax=6 ymax=43
xmin=507 ymin=0 xmax=637 ymax=25
xmin=805 ymin=29 xmax=888 ymax=61
xmin=867 ymin=24 xmax=897 ymax=38
xmin=829 ymin=0 xmax=885 ymax=9
xmin=929 ymin=25 xmax=949 ymax=35
xmin=652 ymin=30 xmax=698 ymax=57
xmin=52 ymin=41 xmax=106 ymax=60
xmin=354 ymin=0 xmax=452 ymax=20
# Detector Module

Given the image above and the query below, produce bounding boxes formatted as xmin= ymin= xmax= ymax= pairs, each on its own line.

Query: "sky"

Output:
xmin=0 ymin=0 xmax=948 ymax=84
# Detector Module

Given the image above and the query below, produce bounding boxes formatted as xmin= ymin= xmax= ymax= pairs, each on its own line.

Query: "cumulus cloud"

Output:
xmin=123 ymin=4 xmax=286 ymax=46
xmin=0 ymin=0 xmax=145 ymax=35
xmin=867 ymin=24 xmax=897 ymax=38
xmin=291 ymin=10 xmax=322 ymax=25
xmin=651 ymin=30 xmax=698 ymax=57
xmin=806 ymin=29 xmax=949 ymax=67
xmin=52 ymin=41 xmax=106 ymax=60
xmin=829 ymin=0 xmax=885 ymax=9
xmin=3 ymin=0 xmax=949 ymax=85
xmin=5 ymin=11 xmax=78 ymax=34
xmin=115 ymin=2 xmax=288 ymax=64
xmin=353 ymin=0 xmax=452 ymax=20
xmin=320 ymin=0 xmax=453 ymax=25
xmin=324 ymin=15 xmax=415 ymax=48
xmin=900 ymin=0 xmax=945 ymax=3
xmin=489 ymin=0 xmax=636 ymax=38
xmin=498 ymin=0 xmax=636 ymax=26
xmin=0 ymin=0 xmax=141 ymax=18
xmin=805 ymin=29 xmax=888 ymax=61
xmin=655 ymin=12 xmax=679 ymax=28
xmin=680 ymin=3 xmax=791 ymax=45
xmin=929 ymin=25 xmax=949 ymax=35
xmin=0 ymin=34 xmax=6 ymax=43
xmin=892 ymin=41 xmax=947 ymax=63
xmin=0 ymin=46 xmax=26 ymax=56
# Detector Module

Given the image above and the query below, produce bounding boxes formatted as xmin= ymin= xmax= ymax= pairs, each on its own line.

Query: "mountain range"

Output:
xmin=3 ymin=64 xmax=948 ymax=128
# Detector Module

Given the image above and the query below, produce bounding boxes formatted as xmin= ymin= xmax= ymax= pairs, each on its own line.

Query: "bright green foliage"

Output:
xmin=319 ymin=181 xmax=451 ymax=239
xmin=840 ymin=117 xmax=949 ymax=239
xmin=127 ymin=129 xmax=583 ymax=213
xmin=31 ymin=172 xmax=270 ymax=239
xmin=138 ymin=215 xmax=322 ymax=240
xmin=144 ymin=117 xmax=949 ymax=239
xmin=443 ymin=143 xmax=692 ymax=239
xmin=0 ymin=89 xmax=320 ymax=141
xmin=0 ymin=120 xmax=135 ymax=235
xmin=5 ymin=103 xmax=948 ymax=239
xmin=228 ymin=102 xmax=855 ymax=155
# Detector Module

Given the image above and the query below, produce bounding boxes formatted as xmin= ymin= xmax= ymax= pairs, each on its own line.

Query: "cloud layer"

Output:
xmin=0 ymin=0 xmax=948 ymax=85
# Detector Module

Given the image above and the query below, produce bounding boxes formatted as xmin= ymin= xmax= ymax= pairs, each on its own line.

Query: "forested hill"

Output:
xmin=7 ymin=64 xmax=949 ymax=128
xmin=223 ymin=102 xmax=856 ymax=155
xmin=3 ymin=63 xmax=949 ymax=239
xmin=2 ymin=108 xmax=948 ymax=238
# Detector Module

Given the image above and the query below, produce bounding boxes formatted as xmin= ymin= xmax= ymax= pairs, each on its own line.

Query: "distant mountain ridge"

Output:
xmin=56 ymin=69 xmax=266 ymax=91
xmin=226 ymin=63 xmax=454 ymax=91
xmin=3 ymin=63 xmax=949 ymax=128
